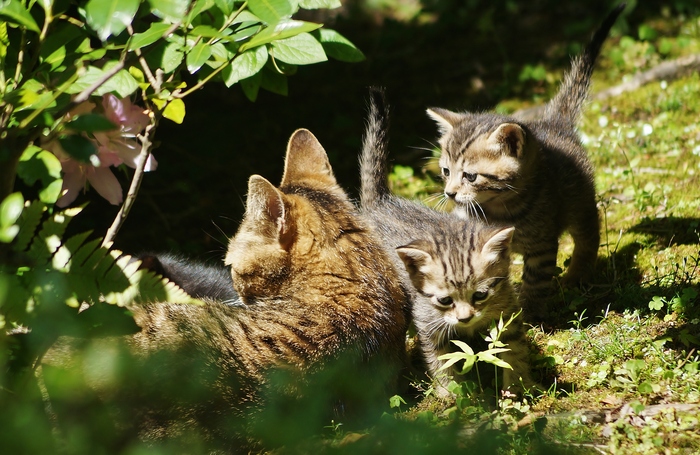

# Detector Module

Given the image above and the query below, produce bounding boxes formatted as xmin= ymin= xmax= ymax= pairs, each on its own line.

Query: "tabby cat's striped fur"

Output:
xmin=360 ymin=89 xmax=533 ymax=395
xmin=43 ymin=129 xmax=409 ymax=452
xmin=427 ymin=5 xmax=625 ymax=318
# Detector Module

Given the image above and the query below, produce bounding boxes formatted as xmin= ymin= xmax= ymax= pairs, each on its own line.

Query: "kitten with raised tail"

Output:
xmin=426 ymin=5 xmax=625 ymax=319
xmin=43 ymin=129 xmax=409 ymax=452
xmin=360 ymin=88 xmax=533 ymax=396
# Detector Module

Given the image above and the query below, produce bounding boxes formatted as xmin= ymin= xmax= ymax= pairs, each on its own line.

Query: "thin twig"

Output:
xmin=13 ymin=29 xmax=26 ymax=86
xmin=73 ymin=56 xmax=126 ymax=104
xmin=102 ymin=113 xmax=158 ymax=246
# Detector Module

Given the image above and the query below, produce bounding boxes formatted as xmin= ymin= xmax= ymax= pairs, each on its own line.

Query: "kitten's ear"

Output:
xmin=246 ymin=175 xmax=294 ymax=249
xmin=281 ymin=128 xmax=337 ymax=187
xmin=481 ymin=226 xmax=515 ymax=265
xmin=397 ymin=240 xmax=434 ymax=288
xmin=427 ymin=108 xmax=462 ymax=135
xmin=487 ymin=123 xmax=526 ymax=158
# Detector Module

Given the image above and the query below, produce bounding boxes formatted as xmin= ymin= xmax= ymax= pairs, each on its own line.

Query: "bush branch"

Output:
xmin=102 ymin=114 xmax=158 ymax=246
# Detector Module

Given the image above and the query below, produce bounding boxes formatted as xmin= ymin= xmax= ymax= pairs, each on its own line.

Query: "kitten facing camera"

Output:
xmin=427 ymin=5 xmax=625 ymax=319
xmin=360 ymin=88 xmax=534 ymax=396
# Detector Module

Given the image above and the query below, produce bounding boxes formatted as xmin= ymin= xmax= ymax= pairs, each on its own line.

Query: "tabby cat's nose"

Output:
xmin=445 ymin=191 xmax=457 ymax=199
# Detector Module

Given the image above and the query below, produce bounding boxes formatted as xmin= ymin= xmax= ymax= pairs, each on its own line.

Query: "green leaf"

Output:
xmin=214 ymin=0 xmax=233 ymax=15
xmin=298 ymin=0 xmax=340 ymax=8
xmin=128 ymin=23 xmax=171 ymax=51
xmin=271 ymin=32 xmax=326 ymax=65
xmin=66 ymin=114 xmax=117 ymax=133
xmin=106 ymin=67 xmax=140 ymax=97
xmin=162 ymin=41 xmax=184 ymax=74
xmin=162 ymin=98 xmax=185 ymax=124
xmin=4 ymin=79 xmax=55 ymax=112
xmin=316 ymin=28 xmax=364 ymax=62
xmin=40 ymin=179 xmax=64 ymax=205
xmin=638 ymin=24 xmax=657 ymax=41
xmin=248 ymin=0 xmax=294 ymax=24
xmin=638 ymin=381 xmax=654 ymax=394
xmin=148 ymin=0 xmax=190 ymax=22
xmin=648 ymin=296 xmax=664 ymax=311
xmin=477 ymin=352 xmax=512 ymax=369
xmin=66 ymin=65 xmax=139 ymax=98
xmin=184 ymin=0 xmax=215 ymax=25
xmin=450 ymin=339 xmax=474 ymax=355
xmin=260 ymin=66 xmax=287 ymax=95
xmin=240 ymin=71 xmax=261 ymax=101
xmin=17 ymin=145 xmax=62 ymax=195
xmin=230 ymin=21 xmax=263 ymax=43
xmin=240 ymin=19 xmax=321 ymax=51
xmin=388 ymin=395 xmax=406 ymax=409
xmin=0 ymin=0 xmax=40 ymax=33
xmin=59 ymin=135 xmax=98 ymax=163
xmin=190 ymin=25 xmax=229 ymax=39
xmin=436 ymin=354 xmax=466 ymax=372
xmin=223 ymin=45 xmax=268 ymax=87
xmin=0 ymin=192 xmax=24 ymax=229
xmin=85 ymin=0 xmax=140 ymax=41
xmin=186 ymin=41 xmax=212 ymax=73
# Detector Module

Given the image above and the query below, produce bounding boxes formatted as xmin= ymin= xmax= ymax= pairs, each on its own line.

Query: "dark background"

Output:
xmin=66 ymin=0 xmax=697 ymax=262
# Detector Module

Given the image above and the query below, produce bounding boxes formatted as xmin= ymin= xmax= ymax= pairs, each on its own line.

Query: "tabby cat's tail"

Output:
xmin=360 ymin=87 xmax=392 ymax=207
xmin=544 ymin=3 xmax=626 ymax=126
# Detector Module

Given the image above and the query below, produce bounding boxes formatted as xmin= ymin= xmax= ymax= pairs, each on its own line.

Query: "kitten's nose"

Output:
xmin=458 ymin=315 xmax=473 ymax=324
xmin=445 ymin=191 xmax=457 ymax=199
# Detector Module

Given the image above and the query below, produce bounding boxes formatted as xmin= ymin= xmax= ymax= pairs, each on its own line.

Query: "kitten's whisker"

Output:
xmin=408 ymin=145 xmax=437 ymax=153
xmin=423 ymin=193 xmax=444 ymax=204
xmin=473 ymin=201 xmax=487 ymax=221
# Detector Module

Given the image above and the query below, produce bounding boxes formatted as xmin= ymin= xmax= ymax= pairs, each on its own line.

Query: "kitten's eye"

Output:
xmin=436 ymin=296 xmax=453 ymax=307
xmin=442 ymin=168 xmax=450 ymax=177
xmin=472 ymin=291 xmax=488 ymax=302
xmin=463 ymin=172 xmax=477 ymax=183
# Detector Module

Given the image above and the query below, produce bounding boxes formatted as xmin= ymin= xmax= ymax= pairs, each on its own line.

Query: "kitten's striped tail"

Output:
xmin=544 ymin=3 xmax=626 ymax=127
xmin=360 ymin=87 xmax=392 ymax=207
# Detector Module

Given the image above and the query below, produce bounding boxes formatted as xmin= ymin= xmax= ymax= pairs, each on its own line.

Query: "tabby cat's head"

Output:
xmin=427 ymin=108 xmax=534 ymax=214
xmin=224 ymin=129 xmax=352 ymax=303
xmin=397 ymin=225 xmax=516 ymax=342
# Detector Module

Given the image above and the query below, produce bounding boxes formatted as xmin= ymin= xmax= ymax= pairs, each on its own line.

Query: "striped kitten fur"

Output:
xmin=43 ymin=129 xmax=409 ymax=452
xmin=427 ymin=5 xmax=625 ymax=318
xmin=360 ymin=89 xmax=533 ymax=395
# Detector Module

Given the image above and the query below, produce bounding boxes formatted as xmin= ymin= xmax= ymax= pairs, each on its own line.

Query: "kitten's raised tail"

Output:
xmin=544 ymin=3 xmax=626 ymax=126
xmin=360 ymin=87 xmax=392 ymax=207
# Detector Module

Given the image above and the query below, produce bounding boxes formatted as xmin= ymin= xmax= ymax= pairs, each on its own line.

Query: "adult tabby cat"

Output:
xmin=426 ymin=5 xmax=625 ymax=318
xmin=43 ymin=129 xmax=409 ymax=452
xmin=360 ymin=88 xmax=533 ymax=396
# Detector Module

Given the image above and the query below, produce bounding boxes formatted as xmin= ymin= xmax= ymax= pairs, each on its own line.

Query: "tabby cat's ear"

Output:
xmin=397 ymin=240 xmax=434 ymax=288
xmin=487 ymin=123 xmax=526 ymax=158
xmin=281 ymin=128 xmax=336 ymax=187
xmin=426 ymin=108 xmax=462 ymax=135
xmin=246 ymin=175 xmax=294 ymax=249
xmin=481 ymin=226 xmax=515 ymax=265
